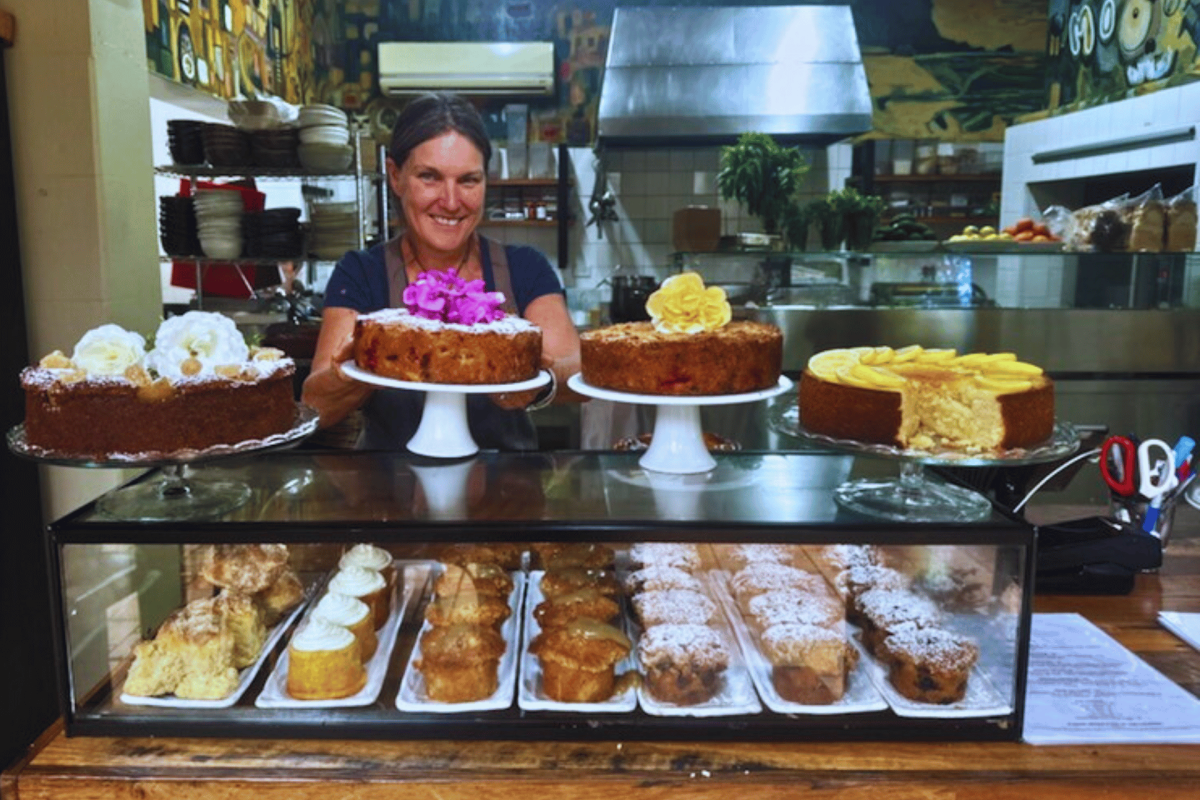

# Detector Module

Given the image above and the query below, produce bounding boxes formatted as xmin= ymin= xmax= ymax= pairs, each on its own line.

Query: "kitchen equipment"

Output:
xmin=609 ymin=273 xmax=658 ymax=323
xmin=672 ymin=206 xmax=721 ymax=252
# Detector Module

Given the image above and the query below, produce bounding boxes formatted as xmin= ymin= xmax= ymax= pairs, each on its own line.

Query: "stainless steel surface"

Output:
xmin=597 ymin=6 xmax=872 ymax=145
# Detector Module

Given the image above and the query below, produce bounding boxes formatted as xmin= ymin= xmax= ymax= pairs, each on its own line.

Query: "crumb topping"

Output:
xmin=882 ymin=627 xmax=979 ymax=671
xmin=633 ymin=589 xmax=716 ymax=625
xmin=637 ymin=624 xmax=729 ymax=669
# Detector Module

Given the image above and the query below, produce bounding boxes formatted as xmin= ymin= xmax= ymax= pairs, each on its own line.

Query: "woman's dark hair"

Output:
xmin=388 ymin=92 xmax=491 ymax=170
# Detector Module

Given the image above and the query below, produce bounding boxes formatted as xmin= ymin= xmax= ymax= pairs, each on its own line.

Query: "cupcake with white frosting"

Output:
xmin=311 ymin=592 xmax=376 ymax=661
xmin=328 ymin=565 xmax=389 ymax=630
xmin=338 ymin=543 xmax=397 ymax=592
xmin=286 ymin=618 xmax=366 ymax=701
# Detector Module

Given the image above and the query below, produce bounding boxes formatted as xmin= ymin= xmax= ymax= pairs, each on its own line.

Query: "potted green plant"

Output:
xmin=809 ymin=188 xmax=887 ymax=252
xmin=717 ymin=132 xmax=810 ymax=242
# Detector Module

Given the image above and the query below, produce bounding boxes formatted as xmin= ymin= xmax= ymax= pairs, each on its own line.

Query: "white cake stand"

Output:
xmin=568 ymin=374 xmax=793 ymax=474
xmin=341 ymin=361 xmax=551 ymax=458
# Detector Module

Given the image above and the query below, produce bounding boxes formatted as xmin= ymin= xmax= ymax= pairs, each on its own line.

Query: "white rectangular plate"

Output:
xmin=395 ymin=572 xmax=524 ymax=713
xmin=518 ymin=571 xmax=638 ymax=713
xmin=255 ymin=568 xmax=415 ymax=709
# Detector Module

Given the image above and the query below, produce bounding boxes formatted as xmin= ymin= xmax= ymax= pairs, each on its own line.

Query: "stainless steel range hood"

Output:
xmin=597 ymin=5 xmax=873 ymax=146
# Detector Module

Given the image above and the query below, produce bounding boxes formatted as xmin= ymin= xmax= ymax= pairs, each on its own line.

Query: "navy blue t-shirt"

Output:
xmin=323 ymin=237 xmax=564 ymax=451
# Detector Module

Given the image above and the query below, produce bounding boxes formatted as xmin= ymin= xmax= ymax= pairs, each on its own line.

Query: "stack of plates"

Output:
xmin=201 ymin=123 xmax=253 ymax=168
xmin=249 ymin=128 xmax=301 ymax=169
xmin=243 ymin=207 xmax=303 ymax=258
xmin=298 ymin=104 xmax=353 ymax=173
xmin=308 ymin=203 xmax=360 ymax=260
xmin=159 ymin=195 xmax=201 ymax=256
xmin=193 ymin=188 xmax=245 ymax=259
xmin=167 ymin=120 xmax=206 ymax=166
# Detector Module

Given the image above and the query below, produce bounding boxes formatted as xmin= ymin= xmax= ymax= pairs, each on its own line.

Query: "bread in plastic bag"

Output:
xmin=1055 ymin=194 xmax=1128 ymax=252
xmin=1165 ymin=185 xmax=1197 ymax=252
xmin=1121 ymin=184 xmax=1165 ymax=253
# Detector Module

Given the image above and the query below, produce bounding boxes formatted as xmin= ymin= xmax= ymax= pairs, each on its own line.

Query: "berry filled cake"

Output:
xmin=20 ymin=311 xmax=296 ymax=460
xmin=353 ymin=269 xmax=541 ymax=385
xmin=580 ymin=272 xmax=782 ymax=396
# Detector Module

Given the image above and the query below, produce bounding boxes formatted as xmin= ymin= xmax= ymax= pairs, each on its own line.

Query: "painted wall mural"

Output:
xmin=142 ymin=0 xmax=1051 ymax=145
xmin=1044 ymin=0 xmax=1200 ymax=114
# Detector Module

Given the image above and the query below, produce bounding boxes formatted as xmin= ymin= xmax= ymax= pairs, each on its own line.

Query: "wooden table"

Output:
xmin=6 ymin=506 xmax=1200 ymax=800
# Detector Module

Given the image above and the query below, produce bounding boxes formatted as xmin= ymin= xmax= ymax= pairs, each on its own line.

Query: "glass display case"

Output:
xmin=44 ymin=450 xmax=1034 ymax=741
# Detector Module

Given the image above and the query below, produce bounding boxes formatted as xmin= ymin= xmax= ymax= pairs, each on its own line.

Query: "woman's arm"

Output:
xmin=300 ymin=307 xmax=375 ymax=428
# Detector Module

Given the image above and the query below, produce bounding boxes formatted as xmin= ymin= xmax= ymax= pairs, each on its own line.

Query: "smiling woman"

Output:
xmin=301 ymin=92 xmax=581 ymax=452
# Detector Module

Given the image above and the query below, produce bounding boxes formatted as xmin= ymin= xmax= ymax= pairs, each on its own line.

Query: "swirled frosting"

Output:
xmin=290 ymin=618 xmax=355 ymax=652
xmin=338 ymin=544 xmax=393 ymax=573
xmin=72 ymin=324 xmax=146 ymax=376
xmin=645 ymin=272 xmax=731 ymax=334
xmin=312 ymin=592 xmax=370 ymax=627
xmin=328 ymin=565 xmax=386 ymax=597
xmin=807 ymin=345 xmax=1044 ymax=394
xmin=403 ymin=268 xmax=506 ymax=325
xmin=145 ymin=311 xmax=249 ymax=380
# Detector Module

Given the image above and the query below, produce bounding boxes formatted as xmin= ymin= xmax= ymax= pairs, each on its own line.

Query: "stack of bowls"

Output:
xmin=249 ymin=127 xmax=301 ymax=169
xmin=193 ymin=188 xmax=245 ymax=259
xmin=167 ymin=120 xmax=206 ymax=166
xmin=159 ymin=195 xmax=201 ymax=256
xmin=243 ymin=207 xmax=303 ymax=258
xmin=298 ymin=105 xmax=354 ymax=173
xmin=201 ymin=123 xmax=253 ymax=168
xmin=307 ymin=201 xmax=360 ymax=260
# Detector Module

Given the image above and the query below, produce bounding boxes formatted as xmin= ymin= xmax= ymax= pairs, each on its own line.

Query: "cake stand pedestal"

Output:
xmin=6 ymin=404 xmax=319 ymax=522
xmin=769 ymin=398 xmax=1081 ymax=523
xmin=341 ymin=362 xmax=551 ymax=459
xmin=569 ymin=375 xmax=792 ymax=474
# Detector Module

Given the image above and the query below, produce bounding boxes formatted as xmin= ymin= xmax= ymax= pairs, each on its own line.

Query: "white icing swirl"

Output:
xmin=338 ymin=544 xmax=392 ymax=572
xmin=290 ymin=618 xmax=355 ymax=652
xmin=328 ymin=565 xmax=386 ymax=597
xmin=312 ymin=592 xmax=369 ymax=627
xmin=72 ymin=324 xmax=146 ymax=377
xmin=145 ymin=311 xmax=248 ymax=380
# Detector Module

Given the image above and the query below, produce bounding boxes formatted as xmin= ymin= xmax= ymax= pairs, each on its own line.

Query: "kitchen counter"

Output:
xmin=7 ymin=503 xmax=1199 ymax=799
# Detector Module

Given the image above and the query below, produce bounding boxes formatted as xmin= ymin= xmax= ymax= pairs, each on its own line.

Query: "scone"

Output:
xmin=534 ymin=588 xmax=620 ymax=629
xmin=424 ymin=589 xmax=512 ymax=629
xmin=214 ymin=590 xmax=267 ymax=669
xmin=759 ymin=622 xmax=858 ymax=704
xmin=255 ymin=568 xmax=305 ymax=626
xmin=123 ymin=597 xmax=239 ymax=700
xmin=637 ymin=623 xmax=730 ymax=705
xmin=529 ymin=618 xmax=631 ymax=703
xmin=328 ymin=565 xmax=390 ymax=630
xmin=415 ymin=623 xmax=507 ymax=703
xmin=200 ymin=543 xmax=290 ymax=594
xmin=632 ymin=589 xmax=717 ymax=628
xmin=286 ymin=618 xmax=366 ymax=701
xmin=877 ymin=626 xmax=978 ymax=704
xmin=312 ymin=592 xmax=377 ymax=661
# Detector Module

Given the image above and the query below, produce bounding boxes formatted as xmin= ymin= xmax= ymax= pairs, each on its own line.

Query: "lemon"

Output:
xmin=984 ymin=360 xmax=1043 ymax=376
xmin=859 ymin=346 xmax=895 ymax=366
xmin=891 ymin=345 xmax=923 ymax=363
xmin=980 ymin=225 xmax=997 ymax=236
xmin=916 ymin=348 xmax=958 ymax=364
xmin=808 ymin=349 xmax=857 ymax=380
xmin=975 ymin=375 xmax=1033 ymax=393
xmin=850 ymin=363 xmax=905 ymax=389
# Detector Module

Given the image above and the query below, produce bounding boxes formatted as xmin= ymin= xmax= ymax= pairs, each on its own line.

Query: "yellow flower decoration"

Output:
xmin=646 ymin=272 xmax=732 ymax=334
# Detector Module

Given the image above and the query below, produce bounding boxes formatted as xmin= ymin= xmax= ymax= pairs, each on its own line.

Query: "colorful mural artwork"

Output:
xmin=142 ymin=0 xmax=1052 ymax=146
xmin=1044 ymin=0 xmax=1200 ymax=114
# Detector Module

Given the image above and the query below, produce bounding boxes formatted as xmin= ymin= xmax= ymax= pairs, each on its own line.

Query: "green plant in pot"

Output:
xmin=717 ymin=132 xmax=810 ymax=241
xmin=809 ymin=188 xmax=886 ymax=252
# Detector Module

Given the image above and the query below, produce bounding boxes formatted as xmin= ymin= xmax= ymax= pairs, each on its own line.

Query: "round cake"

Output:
xmin=20 ymin=312 xmax=296 ymax=460
xmin=580 ymin=272 xmax=782 ymax=396
xmin=799 ymin=345 xmax=1054 ymax=453
xmin=352 ymin=268 xmax=541 ymax=385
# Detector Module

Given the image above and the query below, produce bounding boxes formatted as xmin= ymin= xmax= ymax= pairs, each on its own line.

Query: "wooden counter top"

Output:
xmin=6 ymin=506 xmax=1200 ymax=799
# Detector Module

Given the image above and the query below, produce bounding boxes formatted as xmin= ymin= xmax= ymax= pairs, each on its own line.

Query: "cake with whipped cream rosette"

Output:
xmin=353 ymin=269 xmax=541 ymax=385
xmin=798 ymin=345 xmax=1054 ymax=454
xmin=20 ymin=311 xmax=296 ymax=460
xmin=580 ymin=272 xmax=782 ymax=396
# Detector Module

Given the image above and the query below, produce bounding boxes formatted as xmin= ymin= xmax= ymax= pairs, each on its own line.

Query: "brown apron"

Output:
xmin=358 ymin=234 xmax=538 ymax=451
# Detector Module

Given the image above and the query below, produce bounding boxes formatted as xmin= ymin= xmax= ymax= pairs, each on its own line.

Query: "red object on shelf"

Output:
xmin=169 ymin=179 xmax=276 ymax=299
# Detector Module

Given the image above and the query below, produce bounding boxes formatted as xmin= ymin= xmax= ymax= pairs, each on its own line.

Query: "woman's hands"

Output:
xmin=301 ymin=307 xmax=375 ymax=429
xmin=489 ymin=292 xmax=581 ymax=410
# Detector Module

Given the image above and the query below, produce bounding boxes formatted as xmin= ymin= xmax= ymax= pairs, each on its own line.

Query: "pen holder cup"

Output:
xmin=1111 ymin=496 xmax=1178 ymax=549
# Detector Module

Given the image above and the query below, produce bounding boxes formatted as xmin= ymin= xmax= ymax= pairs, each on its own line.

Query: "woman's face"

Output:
xmin=389 ymin=130 xmax=486 ymax=255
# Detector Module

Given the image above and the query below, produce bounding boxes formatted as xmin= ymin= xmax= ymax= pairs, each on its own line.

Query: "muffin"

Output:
xmin=852 ymin=587 xmax=942 ymax=654
xmin=730 ymin=563 xmax=829 ymax=612
xmin=328 ymin=565 xmax=390 ymax=630
xmin=424 ymin=589 xmax=512 ymax=629
xmin=632 ymin=589 xmax=717 ymax=628
xmin=637 ymin=623 xmax=730 ymax=705
xmin=628 ymin=542 xmax=703 ymax=573
xmin=529 ymin=618 xmax=632 ymax=703
xmin=745 ymin=588 xmax=844 ymax=634
xmin=286 ymin=618 xmax=366 ymax=701
xmin=759 ymin=622 xmax=857 ymax=704
xmin=415 ymin=622 xmax=507 ymax=703
xmin=434 ymin=562 xmax=514 ymax=599
xmin=540 ymin=567 xmax=619 ymax=599
xmin=534 ymin=588 xmax=620 ymax=629
xmin=312 ymin=592 xmax=377 ymax=661
xmin=622 ymin=565 xmax=704 ymax=595
xmin=440 ymin=542 xmax=524 ymax=571
xmin=877 ymin=626 xmax=979 ymax=704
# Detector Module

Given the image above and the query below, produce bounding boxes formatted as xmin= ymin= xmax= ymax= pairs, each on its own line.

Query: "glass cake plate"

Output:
xmin=568 ymin=374 xmax=793 ymax=474
xmin=341 ymin=361 xmax=551 ymax=459
xmin=7 ymin=403 xmax=319 ymax=521
xmin=768 ymin=397 xmax=1081 ymax=522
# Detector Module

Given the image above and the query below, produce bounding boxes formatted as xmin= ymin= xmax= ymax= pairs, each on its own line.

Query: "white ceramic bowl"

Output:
xmin=298 ymin=143 xmax=354 ymax=172
xmin=299 ymin=124 xmax=350 ymax=146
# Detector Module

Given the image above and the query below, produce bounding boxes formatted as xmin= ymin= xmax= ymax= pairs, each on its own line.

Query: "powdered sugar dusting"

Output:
xmin=883 ymin=626 xmax=978 ymax=671
xmin=359 ymin=307 xmax=537 ymax=335
xmin=637 ymin=624 xmax=729 ymax=668
xmin=633 ymin=589 xmax=716 ymax=626
xmin=856 ymin=588 xmax=942 ymax=629
xmin=748 ymin=589 xmax=843 ymax=629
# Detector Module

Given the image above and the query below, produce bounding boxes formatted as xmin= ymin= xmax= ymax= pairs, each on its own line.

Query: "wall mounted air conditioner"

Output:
xmin=378 ymin=41 xmax=555 ymax=96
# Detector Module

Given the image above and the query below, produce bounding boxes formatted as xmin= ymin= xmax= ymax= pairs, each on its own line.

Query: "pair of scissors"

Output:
xmin=1100 ymin=436 xmax=1137 ymax=497
xmin=1137 ymin=438 xmax=1178 ymax=534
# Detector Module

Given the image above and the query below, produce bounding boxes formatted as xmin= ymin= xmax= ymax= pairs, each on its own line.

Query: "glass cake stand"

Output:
xmin=769 ymin=397 xmax=1081 ymax=522
xmin=569 ymin=374 xmax=793 ymax=474
xmin=7 ymin=404 xmax=319 ymax=521
xmin=341 ymin=361 xmax=551 ymax=458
